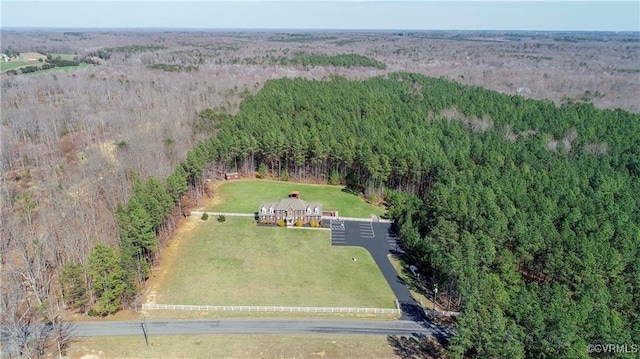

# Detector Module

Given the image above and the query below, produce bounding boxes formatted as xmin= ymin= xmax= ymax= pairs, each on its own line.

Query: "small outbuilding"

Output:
xmin=323 ymin=210 xmax=338 ymax=218
xmin=225 ymin=172 xmax=239 ymax=180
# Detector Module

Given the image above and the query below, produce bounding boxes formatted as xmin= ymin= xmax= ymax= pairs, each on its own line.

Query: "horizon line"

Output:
xmin=2 ymin=27 xmax=639 ymax=33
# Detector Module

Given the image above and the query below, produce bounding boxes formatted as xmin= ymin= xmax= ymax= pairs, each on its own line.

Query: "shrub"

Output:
xmin=257 ymin=163 xmax=267 ymax=178
xmin=217 ymin=214 xmax=226 ymax=222
xmin=280 ymin=170 xmax=290 ymax=181
xmin=328 ymin=170 xmax=341 ymax=185
xmin=87 ymin=308 xmax=98 ymax=317
xmin=295 ymin=219 xmax=303 ymax=227
xmin=309 ymin=220 xmax=319 ymax=227
xmin=277 ymin=219 xmax=286 ymax=227
xmin=201 ymin=212 xmax=209 ymax=221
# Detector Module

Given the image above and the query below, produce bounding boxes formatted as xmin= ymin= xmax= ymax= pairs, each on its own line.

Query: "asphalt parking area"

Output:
xmin=330 ymin=219 xmax=422 ymax=321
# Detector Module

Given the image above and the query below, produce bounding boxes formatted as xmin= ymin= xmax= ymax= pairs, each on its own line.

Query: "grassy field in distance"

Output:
xmin=26 ymin=63 xmax=92 ymax=75
xmin=49 ymin=53 xmax=75 ymax=61
xmin=146 ymin=216 xmax=396 ymax=309
xmin=204 ymin=179 xmax=385 ymax=218
xmin=0 ymin=60 xmax=31 ymax=72
xmin=1 ymin=53 xmax=78 ymax=73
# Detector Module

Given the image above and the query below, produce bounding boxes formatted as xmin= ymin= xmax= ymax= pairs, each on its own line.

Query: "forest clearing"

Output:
xmin=142 ymin=216 xmax=396 ymax=313
xmin=203 ymin=179 xmax=385 ymax=217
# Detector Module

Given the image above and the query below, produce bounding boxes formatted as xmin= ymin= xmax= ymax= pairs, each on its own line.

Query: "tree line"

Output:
xmin=282 ymin=52 xmax=387 ymax=69
xmin=193 ymin=73 xmax=637 ymax=357
xmin=61 ymin=171 xmax=190 ymax=315
xmin=5 ymin=70 xmax=638 ymax=357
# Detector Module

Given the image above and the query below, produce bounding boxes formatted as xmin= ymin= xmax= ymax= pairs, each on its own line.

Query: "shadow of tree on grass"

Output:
xmin=387 ymin=334 xmax=448 ymax=359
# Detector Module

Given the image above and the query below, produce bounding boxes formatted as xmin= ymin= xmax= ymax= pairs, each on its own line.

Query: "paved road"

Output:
xmin=331 ymin=220 xmax=423 ymax=321
xmin=74 ymin=319 xmax=452 ymax=339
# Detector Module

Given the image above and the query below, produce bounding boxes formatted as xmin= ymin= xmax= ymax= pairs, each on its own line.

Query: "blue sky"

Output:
xmin=1 ymin=1 xmax=639 ymax=31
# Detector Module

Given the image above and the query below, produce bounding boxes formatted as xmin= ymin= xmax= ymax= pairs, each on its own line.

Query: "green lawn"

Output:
xmin=49 ymin=53 xmax=75 ymax=61
xmin=0 ymin=61 xmax=31 ymax=72
xmin=25 ymin=63 xmax=92 ymax=75
xmin=1 ymin=53 xmax=85 ymax=73
xmin=151 ymin=217 xmax=396 ymax=309
xmin=205 ymin=179 xmax=385 ymax=218
xmin=68 ymin=334 xmax=398 ymax=359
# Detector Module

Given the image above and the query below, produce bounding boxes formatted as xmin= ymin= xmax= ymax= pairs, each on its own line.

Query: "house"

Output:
xmin=259 ymin=191 xmax=322 ymax=226
xmin=225 ymin=172 xmax=239 ymax=180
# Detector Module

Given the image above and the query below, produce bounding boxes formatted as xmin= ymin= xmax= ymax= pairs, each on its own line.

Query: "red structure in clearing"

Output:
xmin=225 ymin=172 xmax=239 ymax=180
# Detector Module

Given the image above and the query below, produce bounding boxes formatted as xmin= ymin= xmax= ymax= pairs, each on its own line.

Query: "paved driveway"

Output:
xmin=330 ymin=219 xmax=424 ymax=321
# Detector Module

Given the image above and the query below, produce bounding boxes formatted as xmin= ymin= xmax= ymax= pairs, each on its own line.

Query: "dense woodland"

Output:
xmin=57 ymin=73 xmax=639 ymax=358
xmin=2 ymin=31 xmax=639 ymax=358
xmin=178 ymin=74 xmax=639 ymax=357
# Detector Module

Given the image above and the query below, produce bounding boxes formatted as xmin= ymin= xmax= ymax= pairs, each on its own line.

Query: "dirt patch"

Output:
xmin=546 ymin=127 xmax=578 ymax=153
xmin=63 ymin=306 xmax=142 ymax=322
xmin=78 ymin=353 xmax=101 ymax=359
xmin=19 ymin=52 xmax=47 ymax=61
xmin=586 ymin=142 xmax=609 ymax=155
xmin=504 ymin=125 xmax=518 ymax=143
xmin=387 ymin=335 xmax=448 ymax=359
xmin=432 ymin=106 xmax=494 ymax=133
xmin=545 ymin=138 xmax=560 ymax=151
xmin=199 ymin=181 xmax=224 ymax=210
xmin=142 ymin=216 xmax=200 ymax=308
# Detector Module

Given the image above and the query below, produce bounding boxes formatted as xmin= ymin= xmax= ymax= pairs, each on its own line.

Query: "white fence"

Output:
xmin=323 ymin=216 xmax=393 ymax=223
xmin=143 ymin=303 xmax=400 ymax=315
xmin=190 ymin=211 xmax=254 ymax=217
xmin=191 ymin=212 xmax=393 ymax=223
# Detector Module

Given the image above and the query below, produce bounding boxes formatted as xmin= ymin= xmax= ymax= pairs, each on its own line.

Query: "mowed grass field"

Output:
xmin=204 ymin=179 xmax=385 ymax=218
xmin=49 ymin=53 xmax=75 ymax=61
xmin=67 ymin=334 xmax=398 ymax=359
xmin=0 ymin=52 xmax=45 ymax=72
xmin=1 ymin=53 xmax=79 ymax=73
xmin=0 ymin=60 xmax=31 ymax=72
xmin=26 ymin=62 xmax=92 ymax=75
xmin=149 ymin=216 xmax=396 ymax=308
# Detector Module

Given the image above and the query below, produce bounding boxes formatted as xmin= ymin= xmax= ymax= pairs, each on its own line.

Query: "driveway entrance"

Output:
xmin=330 ymin=219 xmax=423 ymax=321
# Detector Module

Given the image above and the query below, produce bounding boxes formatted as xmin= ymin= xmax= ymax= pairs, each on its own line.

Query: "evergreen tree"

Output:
xmin=166 ymin=165 xmax=189 ymax=203
xmin=60 ymin=262 xmax=87 ymax=312
xmin=87 ymin=244 xmax=129 ymax=315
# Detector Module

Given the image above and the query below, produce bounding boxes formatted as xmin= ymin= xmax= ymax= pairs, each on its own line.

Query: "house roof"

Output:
xmin=259 ymin=198 xmax=322 ymax=212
